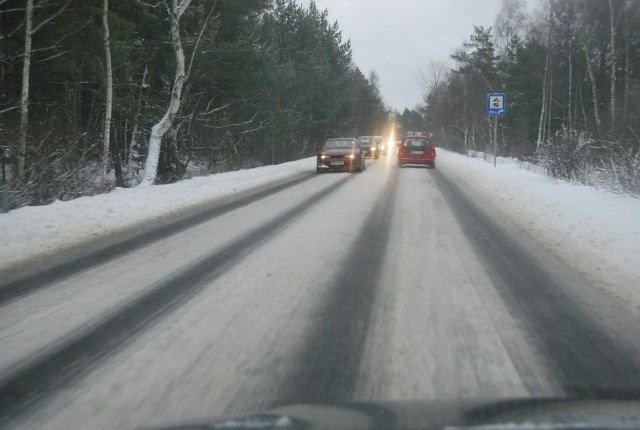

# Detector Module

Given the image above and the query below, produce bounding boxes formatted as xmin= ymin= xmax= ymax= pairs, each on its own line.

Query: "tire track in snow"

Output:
xmin=0 ymin=172 xmax=315 ymax=306
xmin=433 ymin=168 xmax=640 ymax=399
xmin=0 ymin=173 xmax=349 ymax=425
xmin=273 ymin=167 xmax=399 ymax=404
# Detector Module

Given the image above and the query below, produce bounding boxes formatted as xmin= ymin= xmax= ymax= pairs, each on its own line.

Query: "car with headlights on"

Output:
xmin=397 ymin=132 xmax=436 ymax=168
xmin=316 ymin=138 xmax=365 ymax=173
xmin=356 ymin=136 xmax=383 ymax=159
xmin=378 ymin=137 xmax=389 ymax=156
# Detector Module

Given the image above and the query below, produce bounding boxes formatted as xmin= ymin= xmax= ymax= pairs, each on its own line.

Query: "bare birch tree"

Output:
xmin=419 ymin=60 xmax=449 ymax=138
xmin=584 ymin=38 xmax=602 ymax=131
xmin=17 ymin=0 xmax=34 ymax=180
xmin=127 ymin=64 xmax=148 ymax=185
xmin=138 ymin=0 xmax=192 ymax=186
xmin=494 ymin=0 xmax=527 ymax=60
xmin=536 ymin=17 xmax=551 ymax=155
xmin=138 ymin=0 xmax=218 ymax=186
xmin=622 ymin=0 xmax=633 ymax=128
xmin=16 ymin=0 xmax=71 ymax=181
xmin=101 ymin=0 xmax=113 ymax=189
xmin=419 ymin=60 xmax=448 ymax=95
xmin=608 ymin=0 xmax=617 ymax=131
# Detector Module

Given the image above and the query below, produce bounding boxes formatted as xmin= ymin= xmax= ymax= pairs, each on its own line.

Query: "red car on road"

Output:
xmin=397 ymin=133 xmax=436 ymax=168
xmin=316 ymin=138 xmax=366 ymax=173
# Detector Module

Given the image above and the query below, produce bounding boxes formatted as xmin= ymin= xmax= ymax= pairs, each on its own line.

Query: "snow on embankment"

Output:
xmin=1 ymin=150 xmax=638 ymax=311
xmin=438 ymin=149 xmax=640 ymax=311
xmin=0 ymin=158 xmax=315 ymax=271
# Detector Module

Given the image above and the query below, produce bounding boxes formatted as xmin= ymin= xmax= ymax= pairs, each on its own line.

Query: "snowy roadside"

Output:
xmin=437 ymin=149 xmax=640 ymax=312
xmin=1 ymin=150 xmax=639 ymax=310
xmin=0 ymin=158 xmax=316 ymax=272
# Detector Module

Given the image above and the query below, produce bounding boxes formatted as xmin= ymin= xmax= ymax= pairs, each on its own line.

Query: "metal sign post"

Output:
xmin=487 ymin=93 xmax=505 ymax=167
xmin=493 ymin=116 xmax=498 ymax=167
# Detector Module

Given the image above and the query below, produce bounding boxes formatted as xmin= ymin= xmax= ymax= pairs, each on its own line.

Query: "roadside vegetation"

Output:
xmin=3 ymin=0 xmax=638 ymax=212
xmin=0 ymin=0 xmax=387 ymax=210
xmin=410 ymin=0 xmax=640 ymax=196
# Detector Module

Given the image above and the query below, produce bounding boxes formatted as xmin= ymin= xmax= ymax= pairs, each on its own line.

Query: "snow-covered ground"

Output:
xmin=1 ymin=149 xmax=639 ymax=308
xmin=3 ymin=149 xmax=640 ymax=430
xmin=437 ymin=150 xmax=640 ymax=313
xmin=0 ymin=159 xmax=315 ymax=271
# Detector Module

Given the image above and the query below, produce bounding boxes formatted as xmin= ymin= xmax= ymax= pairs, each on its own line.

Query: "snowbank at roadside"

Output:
xmin=437 ymin=149 xmax=640 ymax=309
xmin=0 ymin=158 xmax=316 ymax=271
xmin=1 ymin=150 xmax=639 ymax=306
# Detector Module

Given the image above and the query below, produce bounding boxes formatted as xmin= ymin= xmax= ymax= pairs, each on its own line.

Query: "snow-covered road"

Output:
xmin=1 ymin=153 xmax=640 ymax=429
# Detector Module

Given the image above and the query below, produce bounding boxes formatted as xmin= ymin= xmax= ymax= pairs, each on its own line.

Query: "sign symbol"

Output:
xmin=488 ymin=93 xmax=506 ymax=116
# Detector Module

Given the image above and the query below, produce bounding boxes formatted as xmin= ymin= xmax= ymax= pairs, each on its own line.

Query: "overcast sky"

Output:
xmin=298 ymin=0 xmax=505 ymax=111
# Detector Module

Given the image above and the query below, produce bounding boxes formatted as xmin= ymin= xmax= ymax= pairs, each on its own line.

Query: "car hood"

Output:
xmin=144 ymin=398 xmax=640 ymax=429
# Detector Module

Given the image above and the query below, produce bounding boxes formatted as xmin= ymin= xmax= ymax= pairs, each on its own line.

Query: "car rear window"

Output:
xmin=403 ymin=138 xmax=431 ymax=149
xmin=325 ymin=140 xmax=354 ymax=149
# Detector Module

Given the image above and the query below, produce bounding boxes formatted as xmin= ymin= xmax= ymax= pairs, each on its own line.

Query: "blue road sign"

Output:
xmin=488 ymin=93 xmax=506 ymax=116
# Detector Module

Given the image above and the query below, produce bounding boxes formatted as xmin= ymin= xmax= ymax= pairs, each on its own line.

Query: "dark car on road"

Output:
xmin=316 ymin=138 xmax=366 ymax=173
xmin=356 ymin=136 xmax=383 ymax=159
xmin=397 ymin=133 xmax=436 ymax=168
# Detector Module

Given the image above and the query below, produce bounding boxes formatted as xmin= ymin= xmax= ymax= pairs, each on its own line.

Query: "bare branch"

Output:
xmin=200 ymin=99 xmax=232 ymax=116
xmin=0 ymin=104 xmax=20 ymax=114
xmin=38 ymin=49 xmax=71 ymax=63
xmin=0 ymin=17 xmax=25 ymax=40
xmin=187 ymin=0 xmax=218 ymax=78
xmin=32 ymin=0 xmax=72 ymax=34
xmin=0 ymin=6 xmax=27 ymax=14
xmin=136 ymin=0 xmax=164 ymax=7
xmin=202 ymin=108 xmax=261 ymax=130
xmin=6 ymin=18 xmax=92 ymax=62
xmin=418 ymin=60 xmax=449 ymax=93
xmin=239 ymin=122 xmax=266 ymax=135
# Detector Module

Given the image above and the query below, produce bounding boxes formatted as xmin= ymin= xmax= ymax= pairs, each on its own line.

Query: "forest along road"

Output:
xmin=2 ymin=156 xmax=640 ymax=429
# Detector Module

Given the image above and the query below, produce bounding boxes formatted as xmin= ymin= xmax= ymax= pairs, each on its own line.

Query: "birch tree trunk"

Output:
xmin=127 ymin=64 xmax=148 ymax=185
xmin=17 ymin=0 xmax=34 ymax=180
xmin=536 ymin=44 xmax=550 ymax=156
xmin=139 ymin=0 xmax=192 ymax=187
xmin=584 ymin=43 xmax=601 ymax=131
xmin=101 ymin=0 xmax=113 ymax=189
xmin=608 ymin=0 xmax=617 ymax=130
xmin=547 ymin=65 xmax=553 ymax=139
xmin=568 ymin=39 xmax=573 ymax=136
xmin=622 ymin=22 xmax=630 ymax=128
